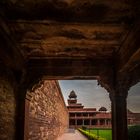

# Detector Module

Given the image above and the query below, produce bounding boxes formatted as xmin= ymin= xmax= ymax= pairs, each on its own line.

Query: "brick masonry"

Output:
xmin=25 ymin=80 xmax=68 ymax=140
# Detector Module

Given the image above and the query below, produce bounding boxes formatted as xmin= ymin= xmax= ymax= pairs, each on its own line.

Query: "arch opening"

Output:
xmin=127 ymin=82 xmax=140 ymax=126
xmin=24 ymin=79 xmax=112 ymax=140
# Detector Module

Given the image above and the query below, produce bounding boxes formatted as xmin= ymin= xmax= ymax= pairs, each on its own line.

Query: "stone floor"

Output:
xmin=57 ymin=129 xmax=88 ymax=140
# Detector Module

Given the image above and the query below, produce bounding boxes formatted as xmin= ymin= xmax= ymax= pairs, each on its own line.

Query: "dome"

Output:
xmin=99 ymin=107 xmax=107 ymax=112
xmin=69 ymin=90 xmax=77 ymax=98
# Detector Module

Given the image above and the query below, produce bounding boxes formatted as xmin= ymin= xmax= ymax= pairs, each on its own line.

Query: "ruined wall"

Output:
xmin=0 ymin=68 xmax=16 ymax=140
xmin=25 ymin=80 xmax=68 ymax=140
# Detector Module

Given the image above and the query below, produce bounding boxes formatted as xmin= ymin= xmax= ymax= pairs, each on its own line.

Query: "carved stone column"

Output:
xmin=15 ymin=86 xmax=26 ymax=140
xmin=110 ymin=90 xmax=128 ymax=140
xmin=97 ymin=65 xmax=130 ymax=140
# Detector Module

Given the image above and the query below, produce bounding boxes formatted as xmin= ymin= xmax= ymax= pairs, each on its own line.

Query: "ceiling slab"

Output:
xmin=9 ymin=20 xmax=128 ymax=59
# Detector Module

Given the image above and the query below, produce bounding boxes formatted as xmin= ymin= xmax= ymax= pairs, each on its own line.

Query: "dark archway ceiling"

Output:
xmin=2 ymin=0 xmax=137 ymax=59
xmin=1 ymin=0 xmax=137 ymax=23
xmin=0 ymin=0 xmax=140 ymax=84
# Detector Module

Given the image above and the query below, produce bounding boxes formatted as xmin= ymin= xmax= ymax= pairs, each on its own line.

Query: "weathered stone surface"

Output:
xmin=0 ymin=71 xmax=16 ymax=140
xmin=9 ymin=20 xmax=126 ymax=59
xmin=0 ymin=1 xmax=140 ymax=140
xmin=25 ymin=80 xmax=68 ymax=140
xmin=1 ymin=0 xmax=136 ymax=24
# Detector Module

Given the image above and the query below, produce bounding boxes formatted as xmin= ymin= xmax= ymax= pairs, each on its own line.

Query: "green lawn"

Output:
xmin=85 ymin=128 xmax=112 ymax=140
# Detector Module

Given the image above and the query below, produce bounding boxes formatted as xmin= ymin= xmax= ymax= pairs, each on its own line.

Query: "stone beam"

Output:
xmin=2 ymin=1 xmax=134 ymax=24
xmin=27 ymin=57 xmax=113 ymax=80
xmin=117 ymin=21 xmax=140 ymax=73
xmin=119 ymin=48 xmax=140 ymax=72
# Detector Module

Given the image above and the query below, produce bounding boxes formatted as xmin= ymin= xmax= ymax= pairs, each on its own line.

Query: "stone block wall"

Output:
xmin=0 ymin=68 xmax=16 ymax=140
xmin=25 ymin=80 xmax=68 ymax=140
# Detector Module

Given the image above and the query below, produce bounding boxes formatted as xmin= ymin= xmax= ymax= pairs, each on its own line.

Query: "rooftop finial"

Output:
xmin=69 ymin=90 xmax=77 ymax=99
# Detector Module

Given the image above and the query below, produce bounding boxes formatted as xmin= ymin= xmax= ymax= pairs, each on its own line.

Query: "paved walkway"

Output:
xmin=57 ymin=129 xmax=88 ymax=140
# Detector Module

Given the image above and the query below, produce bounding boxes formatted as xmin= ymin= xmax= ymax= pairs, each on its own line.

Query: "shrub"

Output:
xmin=128 ymin=125 xmax=140 ymax=140
xmin=78 ymin=128 xmax=106 ymax=140
xmin=82 ymin=126 xmax=87 ymax=130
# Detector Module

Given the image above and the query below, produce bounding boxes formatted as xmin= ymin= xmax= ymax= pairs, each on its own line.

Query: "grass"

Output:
xmin=89 ymin=128 xmax=112 ymax=140
xmin=78 ymin=128 xmax=106 ymax=140
xmin=79 ymin=128 xmax=112 ymax=140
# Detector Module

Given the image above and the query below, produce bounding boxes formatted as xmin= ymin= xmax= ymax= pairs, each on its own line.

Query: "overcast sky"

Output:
xmin=59 ymin=80 xmax=140 ymax=113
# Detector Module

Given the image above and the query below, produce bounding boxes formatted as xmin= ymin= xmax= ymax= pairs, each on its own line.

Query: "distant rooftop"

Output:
xmin=99 ymin=107 xmax=107 ymax=112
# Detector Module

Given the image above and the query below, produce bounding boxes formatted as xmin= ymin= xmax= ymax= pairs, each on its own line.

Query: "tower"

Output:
xmin=67 ymin=90 xmax=77 ymax=105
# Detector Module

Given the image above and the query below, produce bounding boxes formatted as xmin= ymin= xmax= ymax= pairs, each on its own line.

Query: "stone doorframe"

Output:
xmin=16 ymin=63 xmax=139 ymax=140
xmin=0 ymin=57 xmax=139 ymax=140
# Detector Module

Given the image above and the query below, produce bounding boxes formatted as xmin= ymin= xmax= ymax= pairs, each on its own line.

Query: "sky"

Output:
xmin=59 ymin=80 xmax=140 ymax=113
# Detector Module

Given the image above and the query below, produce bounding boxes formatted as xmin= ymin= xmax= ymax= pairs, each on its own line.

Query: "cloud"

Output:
xmin=59 ymin=80 xmax=111 ymax=111
xmin=59 ymin=80 xmax=140 ymax=112
xmin=127 ymin=82 xmax=140 ymax=112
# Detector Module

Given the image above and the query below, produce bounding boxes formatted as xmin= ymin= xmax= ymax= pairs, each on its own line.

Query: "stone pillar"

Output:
xmin=75 ymin=119 xmax=77 ymax=127
xmin=105 ymin=119 xmax=107 ymax=126
xmin=97 ymin=119 xmax=100 ymax=126
xmin=0 ymin=67 xmax=16 ymax=140
xmin=90 ymin=119 xmax=92 ymax=126
xmin=110 ymin=91 xmax=128 ymax=140
xmin=16 ymin=87 xmax=26 ymax=140
xmin=82 ymin=119 xmax=84 ymax=126
xmin=83 ymin=120 xmax=85 ymax=126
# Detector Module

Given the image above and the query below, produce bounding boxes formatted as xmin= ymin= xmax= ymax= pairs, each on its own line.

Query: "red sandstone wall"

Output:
xmin=25 ymin=80 xmax=68 ymax=140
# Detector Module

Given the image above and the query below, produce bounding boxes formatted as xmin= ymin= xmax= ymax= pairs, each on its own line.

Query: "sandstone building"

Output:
xmin=67 ymin=90 xmax=111 ymax=128
xmin=67 ymin=91 xmax=140 ymax=129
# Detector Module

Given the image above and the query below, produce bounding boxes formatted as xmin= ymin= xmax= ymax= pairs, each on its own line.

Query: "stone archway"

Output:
xmin=0 ymin=1 xmax=140 ymax=140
